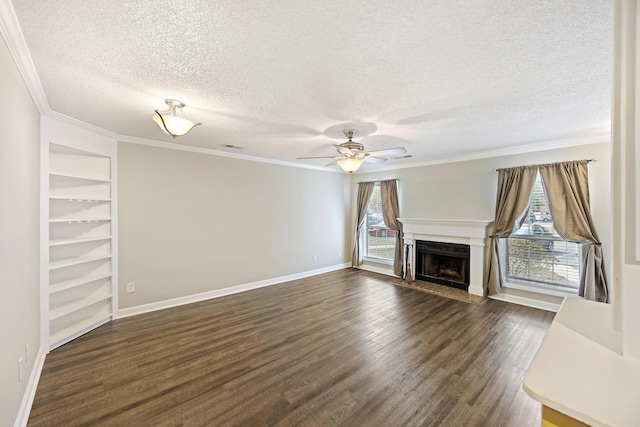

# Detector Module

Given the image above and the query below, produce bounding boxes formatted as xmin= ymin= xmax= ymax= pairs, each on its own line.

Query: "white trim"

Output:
xmin=504 ymin=281 xmax=579 ymax=299
xmin=635 ymin=0 xmax=640 ymax=262
xmin=0 ymin=0 xmax=49 ymax=113
xmin=50 ymin=317 xmax=112 ymax=350
xmin=110 ymin=143 xmax=119 ymax=319
xmin=43 ymin=115 xmax=117 ymax=155
xmin=117 ymin=263 xmax=351 ymax=318
xmin=116 ymin=132 xmax=609 ymax=176
xmin=398 ymin=218 xmax=493 ymax=239
xmin=45 ymin=110 xmax=118 ymax=139
xmin=362 ymin=255 xmax=393 ymax=266
xmin=13 ymin=346 xmax=46 ymax=427
xmin=39 ymin=127 xmax=50 ymax=353
xmin=356 ymin=263 xmax=396 ymax=277
xmin=118 ymin=135 xmax=343 ymax=173
xmin=354 ymin=136 xmax=610 ymax=174
xmin=489 ymin=292 xmax=560 ymax=312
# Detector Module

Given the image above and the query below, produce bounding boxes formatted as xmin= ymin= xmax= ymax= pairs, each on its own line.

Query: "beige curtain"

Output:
xmin=539 ymin=161 xmax=608 ymax=302
xmin=352 ymin=182 xmax=375 ymax=267
xmin=380 ymin=180 xmax=403 ymax=276
xmin=486 ymin=166 xmax=537 ymax=295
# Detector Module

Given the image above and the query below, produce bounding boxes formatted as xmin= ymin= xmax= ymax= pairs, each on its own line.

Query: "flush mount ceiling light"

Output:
xmin=153 ymin=99 xmax=201 ymax=138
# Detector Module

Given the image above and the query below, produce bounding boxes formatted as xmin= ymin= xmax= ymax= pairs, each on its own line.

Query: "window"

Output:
xmin=505 ymin=172 xmax=581 ymax=293
xmin=363 ymin=182 xmax=395 ymax=261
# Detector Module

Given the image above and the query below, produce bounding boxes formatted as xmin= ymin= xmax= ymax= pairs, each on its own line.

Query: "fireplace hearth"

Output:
xmin=415 ymin=240 xmax=470 ymax=291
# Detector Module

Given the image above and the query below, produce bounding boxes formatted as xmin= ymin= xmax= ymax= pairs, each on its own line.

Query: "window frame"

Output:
xmin=361 ymin=182 xmax=396 ymax=264
xmin=501 ymin=173 xmax=582 ymax=296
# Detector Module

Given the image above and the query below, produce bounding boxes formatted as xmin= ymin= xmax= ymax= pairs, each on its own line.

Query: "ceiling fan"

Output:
xmin=297 ymin=129 xmax=407 ymax=173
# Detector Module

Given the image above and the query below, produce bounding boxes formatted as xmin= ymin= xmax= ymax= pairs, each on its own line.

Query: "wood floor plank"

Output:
xmin=28 ymin=269 xmax=553 ymax=426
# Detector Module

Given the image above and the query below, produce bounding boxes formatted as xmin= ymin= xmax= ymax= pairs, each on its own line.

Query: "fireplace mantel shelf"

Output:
xmin=398 ymin=218 xmax=493 ymax=240
xmin=397 ymin=218 xmax=493 ymax=226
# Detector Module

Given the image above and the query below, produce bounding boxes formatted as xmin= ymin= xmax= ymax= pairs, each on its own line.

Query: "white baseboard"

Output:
xmin=117 ymin=263 xmax=351 ymax=318
xmin=356 ymin=264 xmax=397 ymax=277
xmin=489 ymin=292 xmax=560 ymax=312
xmin=14 ymin=346 xmax=46 ymax=427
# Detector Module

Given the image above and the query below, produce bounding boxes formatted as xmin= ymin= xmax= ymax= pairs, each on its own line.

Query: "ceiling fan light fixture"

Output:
xmin=296 ymin=128 xmax=407 ymax=172
xmin=153 ymin=99 xmax=201 ymax=138
xmin=337 ymin=157 xmax=364 ymax=173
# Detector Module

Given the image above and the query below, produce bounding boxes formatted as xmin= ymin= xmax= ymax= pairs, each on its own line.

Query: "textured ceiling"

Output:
xmin=12 ymin=0 xmax=611 ymax=171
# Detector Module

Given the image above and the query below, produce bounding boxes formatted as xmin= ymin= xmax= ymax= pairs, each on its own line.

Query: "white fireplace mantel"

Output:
xmin=398 ymin=218 xmax=493 ymax=297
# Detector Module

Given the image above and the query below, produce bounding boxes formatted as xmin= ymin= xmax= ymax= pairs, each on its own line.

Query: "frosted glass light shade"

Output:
xmin=153 ymin=99 xmax=201 ymax=138
xmin=337 ymin=157 xmax=364 ymax=173
xmin=153 ymin=114 xmax=198 ymax=137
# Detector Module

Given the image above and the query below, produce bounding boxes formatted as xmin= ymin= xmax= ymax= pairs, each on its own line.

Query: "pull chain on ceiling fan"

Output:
xmin=297 ymin=129 xmax=407 ymax=173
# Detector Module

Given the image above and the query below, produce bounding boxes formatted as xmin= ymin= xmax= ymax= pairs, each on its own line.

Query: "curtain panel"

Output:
xmin=352 ymin=182 xmax=375 ymax=267
xmin=538 ymin=161 xmax=608 ymax=302
xmin=380 ymin=180 xmax=403 ymax=277
xmin=485 ymin=166 xmax=537 ymax=295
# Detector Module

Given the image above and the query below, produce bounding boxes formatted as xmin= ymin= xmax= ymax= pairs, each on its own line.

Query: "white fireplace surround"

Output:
xmin=398 ymin=218 xmax=493 ymax=297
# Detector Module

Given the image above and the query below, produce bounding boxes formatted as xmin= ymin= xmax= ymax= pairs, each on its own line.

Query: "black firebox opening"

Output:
xmin=415 ymin=240 xmax=470 ymax=291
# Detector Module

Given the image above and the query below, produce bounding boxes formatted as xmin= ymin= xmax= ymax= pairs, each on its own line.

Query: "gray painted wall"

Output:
xmin=0 ymin=36 xmax=41 ymax=425
xmin=352 ymin=142 xmax=611 ymax=273
xmin=117 ymin=141 xmax=611 ymax=310
xmin=117 ymin=142 xmax=351 ymax=308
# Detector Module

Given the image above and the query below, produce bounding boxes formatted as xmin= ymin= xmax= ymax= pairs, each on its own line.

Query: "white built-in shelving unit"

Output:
xmin=42 ymin=119 xmax=118 ymax=350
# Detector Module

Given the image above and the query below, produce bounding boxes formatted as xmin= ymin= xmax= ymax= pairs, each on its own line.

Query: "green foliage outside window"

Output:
xmin=507 ymin=238 xmax=570 ymax=285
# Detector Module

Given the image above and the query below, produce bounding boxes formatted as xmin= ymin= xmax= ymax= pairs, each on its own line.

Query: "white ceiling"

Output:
xmin=11 ymin=0 xmax=611 ymax=171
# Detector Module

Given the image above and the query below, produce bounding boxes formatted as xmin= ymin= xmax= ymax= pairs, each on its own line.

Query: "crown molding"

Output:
xmin=0 ymin=0 xmax=49 ymax=113
xmin=357 ymin=132 xmax=611 ymax=174
xmin=118 ymin=134 xmax=343 ymax=173
xmin=45 ymin=110 xmax=119 ymax=139
xmin=121 ymin=131 xmax=609 ymax=176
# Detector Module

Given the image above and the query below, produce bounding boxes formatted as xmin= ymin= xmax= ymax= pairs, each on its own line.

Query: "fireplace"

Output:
xmin=415 ymin=240 xmax=470 ymax=290
xmin=398 ymin=218 xmax=492 ymax=296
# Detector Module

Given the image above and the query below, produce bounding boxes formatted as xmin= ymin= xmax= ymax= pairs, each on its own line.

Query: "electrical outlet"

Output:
xmin=339 ymin=250 xmax=342 ymax=257
xmin=18 ymin=357 xmax=23 ymax=382
xmin=25 ymin=344 xmax=29 ymax=363
xmin=126 ymin=282 xmax=136 ymax=293
xmin=313 ymin=255 xmax=317 ymax=262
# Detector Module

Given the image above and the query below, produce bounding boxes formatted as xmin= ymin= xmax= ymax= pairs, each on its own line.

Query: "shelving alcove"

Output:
xmin=41 ymin=119 xmax=118 ymax=351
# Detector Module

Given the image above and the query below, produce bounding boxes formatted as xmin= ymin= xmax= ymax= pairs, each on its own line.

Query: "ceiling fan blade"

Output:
xmin=364 ymin=147 xmax=407 ymax=157
xmin=297 ymin=155 xmax=342 ymax=160
xmin=363 ymin=156 xmax=388 ymax=164
xmin=334 ymin=145 xmax=352 ymax=156
xmin=325 ymin=160 xmax=340 ymax=167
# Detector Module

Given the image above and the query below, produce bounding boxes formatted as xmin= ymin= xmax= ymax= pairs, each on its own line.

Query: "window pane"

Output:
xmin=505 ymin=172 xmax=581 ymax=291
xmin=364 ymin=183 xmax=395 ymax=260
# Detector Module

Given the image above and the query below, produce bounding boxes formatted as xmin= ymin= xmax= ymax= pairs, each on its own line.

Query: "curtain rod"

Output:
xmin=356 ymin=179 xmax=400 ymax=184
xmin=492 ymin=158 xmax=596 ymax=173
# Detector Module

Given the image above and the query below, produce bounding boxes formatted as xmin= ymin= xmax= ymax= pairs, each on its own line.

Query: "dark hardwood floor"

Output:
xmin=28 ymin=269 xmax=554 ymax=426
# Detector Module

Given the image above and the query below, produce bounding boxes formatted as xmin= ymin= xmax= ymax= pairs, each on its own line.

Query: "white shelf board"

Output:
xmin=50 ymin=294 xmax=112 ymax=320
xmin=49 ymin=273 xmax=112 ymax=294
xmin=49 ymin=218 xmax=111 ymax=223
xmin=49 ymin=171 xmax=111 ymax=183
xmin=50 ymin=236 xmax=111 ymax=246
xmin=49 ymin=196 xmax=112 ymax=202
xmin=49 ymin=313 xmax=112 ymax=350
xmin=49 ymin=255 xmax=112 ymax=270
